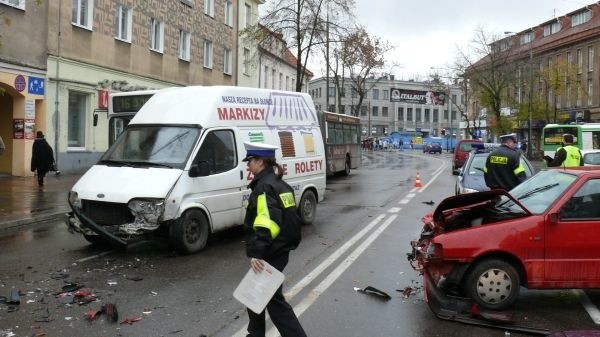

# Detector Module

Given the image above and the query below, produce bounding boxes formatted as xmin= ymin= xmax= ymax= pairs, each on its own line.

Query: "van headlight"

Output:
xmin=69 ymin=191 xmax=82 ymax=209
xmin=128 ymin=199 xmax=165 ymax=223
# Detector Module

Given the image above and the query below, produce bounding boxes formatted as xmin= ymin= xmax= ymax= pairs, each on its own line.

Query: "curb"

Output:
xmin=0 ymin=211 xmax=69 ymax=231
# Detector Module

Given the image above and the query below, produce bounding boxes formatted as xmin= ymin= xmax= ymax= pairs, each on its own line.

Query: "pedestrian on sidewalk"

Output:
xmin=242 ymin=141 xmax=307 ymax=337
xmin=31 ymin=131 xmax=55 ymax=186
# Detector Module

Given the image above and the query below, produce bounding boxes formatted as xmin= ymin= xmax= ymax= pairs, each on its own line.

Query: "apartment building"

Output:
xmin=309 ymin=76 xmax=463 ymax=139
xmin=1 ymin=0 xmax=238 ymax=176
xmin=475 ymin=2 xmax=600 ymax=148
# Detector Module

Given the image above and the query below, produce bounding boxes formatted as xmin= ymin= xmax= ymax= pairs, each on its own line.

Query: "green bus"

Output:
xmin=541 ymin=123 xmax=600 ymax=157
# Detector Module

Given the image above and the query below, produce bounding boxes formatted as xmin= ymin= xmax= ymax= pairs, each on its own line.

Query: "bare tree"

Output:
xmin=457 ymin=27 xmax=519 ymax=136
xmin=342 ymin=26 xmax=393 ymax=116
xmin=248 ymin=0 xmax=354 ymax=92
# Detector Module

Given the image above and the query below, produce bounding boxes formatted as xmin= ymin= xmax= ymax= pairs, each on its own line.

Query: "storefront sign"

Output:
xmin=390 ymin=88 xmax=446 ymax=105
xmin=24 ymin=119 xmax=35 ymax=139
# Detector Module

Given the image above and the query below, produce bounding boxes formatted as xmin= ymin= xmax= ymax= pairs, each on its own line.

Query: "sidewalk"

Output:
xmin=0 ymin=172 xmax=82 ymax=230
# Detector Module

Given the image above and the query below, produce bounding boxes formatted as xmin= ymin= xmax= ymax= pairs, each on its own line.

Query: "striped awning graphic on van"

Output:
xmin=266 ymin=92 xmax=319 ymax=130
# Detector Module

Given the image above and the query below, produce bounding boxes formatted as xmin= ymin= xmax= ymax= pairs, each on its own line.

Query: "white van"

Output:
xmin=66 ymin=86 xmax=326 ymax=253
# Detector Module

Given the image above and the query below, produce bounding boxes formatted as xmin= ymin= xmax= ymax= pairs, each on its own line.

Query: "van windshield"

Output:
xmin=100 ymin=125 xmax=200 ymax=170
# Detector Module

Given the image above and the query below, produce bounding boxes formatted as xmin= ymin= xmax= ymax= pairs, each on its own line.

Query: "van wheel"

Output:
xmin=342 ymin=158 xmax=351 ymax=176
xmin=462 ymin=259 xmax=520 ymax=310
xmin=299 ymin=190 xmax=317 ymax=225
xmin=170 ymin=210 xmax=210 ymax=254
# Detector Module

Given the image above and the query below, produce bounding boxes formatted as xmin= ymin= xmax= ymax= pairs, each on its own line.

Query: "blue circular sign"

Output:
xmin=14 ymin=75 xmax=26 ymax=92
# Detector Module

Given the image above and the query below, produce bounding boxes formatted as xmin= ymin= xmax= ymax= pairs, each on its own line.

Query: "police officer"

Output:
xmin=242 ymin=141 xmax=307 ymax=337
xmin=545 ymin=133 xmax=584 ymax=168
xmin=484 ymin=133 xmax=527 ymax=191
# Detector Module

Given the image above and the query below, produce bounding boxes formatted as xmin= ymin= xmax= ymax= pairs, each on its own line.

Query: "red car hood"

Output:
xmin=423 ymin=189 xmax=532 ymax=232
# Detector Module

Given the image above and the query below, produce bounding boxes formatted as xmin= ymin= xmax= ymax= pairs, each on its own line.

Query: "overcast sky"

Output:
xmin=311 ymin=0 xmax=591 ymax=80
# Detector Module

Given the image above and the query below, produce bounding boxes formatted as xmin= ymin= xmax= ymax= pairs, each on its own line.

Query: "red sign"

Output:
xmin=98 ymin=90 xmax=109 ymax=109
xmin=14 ymin=75 xmax=26 ymax=92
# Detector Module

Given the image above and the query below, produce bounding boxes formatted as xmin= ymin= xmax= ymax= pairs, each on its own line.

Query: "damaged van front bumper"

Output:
xmin=66 ymin=193 xmax=166 ymax=248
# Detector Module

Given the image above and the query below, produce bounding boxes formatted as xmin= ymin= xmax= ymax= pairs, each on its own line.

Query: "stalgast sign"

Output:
xmin=390 ymin=88 xmax=446 ymax=105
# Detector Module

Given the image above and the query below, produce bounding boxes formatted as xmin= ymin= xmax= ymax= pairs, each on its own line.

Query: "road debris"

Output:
xmin=353 ymin=286 xmax=391 ymax=301
xmin=120 ymin=316 xmax=142 ymax=325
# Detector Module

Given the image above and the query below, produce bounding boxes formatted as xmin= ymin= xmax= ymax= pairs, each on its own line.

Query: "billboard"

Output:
xmin=390 ymin=88 xmax=446 ymax=105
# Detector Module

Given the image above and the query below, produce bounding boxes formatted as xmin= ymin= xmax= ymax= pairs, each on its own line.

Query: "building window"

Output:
xmin=372 ymin=89 xmax=379 ymax=99
xmin=424 ymin=108 xmax=430 ymax=122
xmin=382 ymin=106 xmax=388 ymax=117
xmin=224 ymin=0 xmax=233 ymax=26
xmin=566 ymin=82 xmax=572 ymax=107
xmin=577 ymin=48 xmax=583 ymax=73
xmin=416 ymin=108 xmax=421 ymax=122
xmin=519 ymin=31 xmax=534 ymax=45
xmin=567 ymin=51 xmax=572 ymax=65
xmin=1 ymin=0 xmax=25 ymax=10
xmin=589 ymin=46 xmax=594 ymax=72
xmin=244 ymin=3 xmax=252 ymax=28
xmin=577 ymin=86 xmax=582 ymax=107
xmin=292 ymin=79 xmax=295 ymax=90
xmin=264 ymin=66 xmax=268 ymax=87
xmin=279 ymin=73 xmax=283 ymax=90
xmin=383 ymin=90 xmax=389 ymax=100
xmin=243 ymin=48 xmax=250 ymax=75
xmin=543 ymin=21 xmax=561 ymax=36
xmin=588 ymin=78 xmax=593 ymax=106
xmin=328 ymin=87 xmax=335 ymax=97
xmin=203 ymin=40 xmax=213 ymax=68
xmin=407 ymin=108 xmax=413 ymax=121
xmin=397 ymin=107 xmax=404 ymax=120
xmin=433 ymin=109 xmax=439 ymax=122
xmin=150 ymin=18 xmax=164 ymax=53
xmin=72 ymin=0 xmax=94 ymax=29
xmin=444 ymin=109 xmax=448 ymax=120
xmin=204 ymin=0 xmax=214 ymax=17
xmin=223 ymin=48 xmax=232 ymax=75
xmin=571 ymin=10 xmax=592 ymax=27
xmin=115 ymin=4 xmax=132 ymax=42
xmin=372 ymin=106 xmax=378 ymax=117
xmin=351 ymin=88 xmax=357 ymax=99
xmin=178 ymin=30 xmax=191 ymax=61
xmin=271 ymin=69 xmax=276 ymax=89
xmin=286 ymin=76 xmax=289 ymax=90
xmin=361 ymin=106 xmax=367 ymax=116
xmin=68 ymin=91 xmax=88 ymax=148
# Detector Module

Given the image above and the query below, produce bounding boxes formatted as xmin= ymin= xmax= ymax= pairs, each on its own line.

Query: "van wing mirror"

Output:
xmin=189 ymin=161 xmax=210 ymax=177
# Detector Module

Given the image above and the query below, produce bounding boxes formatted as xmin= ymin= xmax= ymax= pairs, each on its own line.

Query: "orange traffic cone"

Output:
xmin=414 ymin=172 xmax=422 ymax=188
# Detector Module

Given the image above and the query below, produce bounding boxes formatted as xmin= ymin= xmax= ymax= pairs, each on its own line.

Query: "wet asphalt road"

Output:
xmin=1 ymin=150 xmax=600 ymax=337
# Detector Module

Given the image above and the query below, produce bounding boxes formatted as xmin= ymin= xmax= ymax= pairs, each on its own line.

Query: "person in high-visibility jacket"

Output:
xmin=484 ymin=133 xmax=527 ymax=191
xmin=545 ymin=133 xmax=584 ymax=168
xmin=242 ymin=141 xmax=307 ymax=337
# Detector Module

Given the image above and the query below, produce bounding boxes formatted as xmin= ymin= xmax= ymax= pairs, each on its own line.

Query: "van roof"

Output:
xmin=131 ymin=86 xmax=320 ymax=129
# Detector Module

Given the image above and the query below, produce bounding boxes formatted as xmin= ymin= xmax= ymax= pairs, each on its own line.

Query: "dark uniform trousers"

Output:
xmin=246 ymin=254 xmax=307 ymax=337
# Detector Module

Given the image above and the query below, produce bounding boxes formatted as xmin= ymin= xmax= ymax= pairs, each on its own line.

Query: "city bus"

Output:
xmin=318 ymin=111 xmax=361 ymax=175
xmin=542 ymin=123 xmax=600 ymax=157
xmin=108 ymin=89 xmax=159 ymax=145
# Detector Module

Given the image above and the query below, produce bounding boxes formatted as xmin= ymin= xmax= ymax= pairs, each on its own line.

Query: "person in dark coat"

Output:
xmin=483 ymin=133 xmax=527 ymax=191
xmin=31 ymin=131 xmax=55 ymax=186
xmin=242 ymin=141 xmax=307 ymax=337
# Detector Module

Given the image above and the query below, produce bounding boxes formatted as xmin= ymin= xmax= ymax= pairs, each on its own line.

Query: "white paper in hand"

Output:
xmin=233 ymin=261 xmax=284 ymax=314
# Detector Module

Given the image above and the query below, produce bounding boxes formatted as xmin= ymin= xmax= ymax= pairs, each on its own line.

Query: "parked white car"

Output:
xmin=582 ymin=149 xmax=600 ymax=166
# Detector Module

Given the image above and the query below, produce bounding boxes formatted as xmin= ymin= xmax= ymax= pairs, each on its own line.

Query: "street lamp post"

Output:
xmin=505 ymin=31 xmax=533 ymax=160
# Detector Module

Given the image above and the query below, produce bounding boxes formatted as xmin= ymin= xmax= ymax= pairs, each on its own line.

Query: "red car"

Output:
xmin=409 ymin=167 xmax=600 ymax=310
xmin=452 ymin=139 xmax=482 ymax=174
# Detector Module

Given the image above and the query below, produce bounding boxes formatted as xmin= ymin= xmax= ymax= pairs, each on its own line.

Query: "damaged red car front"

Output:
xmin=408 ymin=168 xmax=600 ymax=311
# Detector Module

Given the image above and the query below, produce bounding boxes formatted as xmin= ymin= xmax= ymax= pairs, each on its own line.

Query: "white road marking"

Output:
xmin=573 ymin=289 xmax=600 ymax=324
xmin=388 ymin=207 xmax=402 ymax=213
xmin=265 ymin=215 xmax=398 ymax=337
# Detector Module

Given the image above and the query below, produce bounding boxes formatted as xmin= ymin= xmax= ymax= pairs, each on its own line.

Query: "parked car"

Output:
xmin=582 ymin=149 xmax=600 ymax=166
xmin=423 ymin=141 xmax=442 ymax=154
xmin=452 ymin=139 xmax=482 ymax=174
xmin=409 ymin=168 xmax=600 ymax=310
xmin=455 ymin=151 xmax=535 ymax=195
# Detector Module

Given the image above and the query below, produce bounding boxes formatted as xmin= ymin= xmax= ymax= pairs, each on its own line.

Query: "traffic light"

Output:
xmin=441 ymin=128 xmax=446 ymax=136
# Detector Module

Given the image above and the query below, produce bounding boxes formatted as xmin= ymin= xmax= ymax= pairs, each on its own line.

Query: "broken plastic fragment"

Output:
xmin=120 ymin=317 xmax=142 ymax=325
xmin=101 ymin=303 xmax=119 ymax=323
xmin=354 ymin=286 xmax=391 ymax=301
xmin=85 ymin=310 xmax=101 ymax=321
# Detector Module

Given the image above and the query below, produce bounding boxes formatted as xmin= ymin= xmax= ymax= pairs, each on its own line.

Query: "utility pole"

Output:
xmin=325 ymin=2 xmax=329 ymax=112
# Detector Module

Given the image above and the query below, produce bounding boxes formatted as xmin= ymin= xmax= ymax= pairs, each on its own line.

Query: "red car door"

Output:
xmin=544 ymin=178 xmax=600 ymax=286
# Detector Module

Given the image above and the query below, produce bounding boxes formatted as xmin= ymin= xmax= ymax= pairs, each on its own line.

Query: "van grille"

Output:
xmin=81 ymin=200 xmax=133 ymax=225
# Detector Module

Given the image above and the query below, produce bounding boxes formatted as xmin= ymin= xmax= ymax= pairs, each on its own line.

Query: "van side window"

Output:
xmin=196 ymin=130 xmax=237 ymax=175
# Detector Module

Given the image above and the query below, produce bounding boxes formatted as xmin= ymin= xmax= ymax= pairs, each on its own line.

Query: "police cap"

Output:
xmin=242 ymin=141 xmax=278 ymax=161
